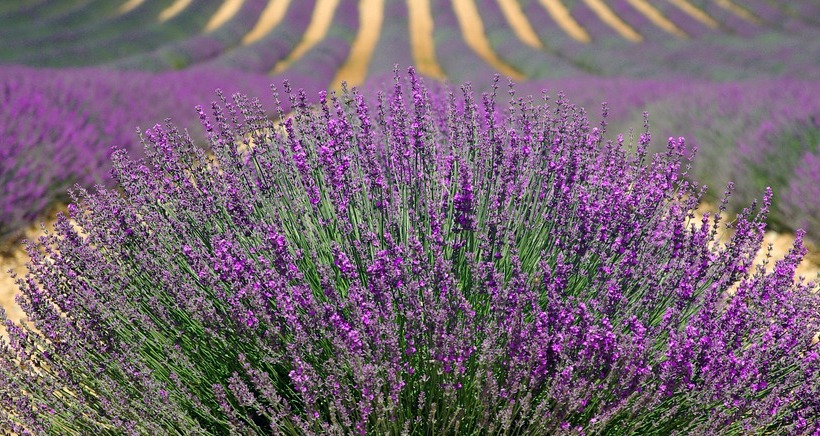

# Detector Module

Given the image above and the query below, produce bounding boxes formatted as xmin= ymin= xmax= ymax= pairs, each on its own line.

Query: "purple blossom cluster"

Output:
xmin=2 ymin=70 xmax=818 ymax=434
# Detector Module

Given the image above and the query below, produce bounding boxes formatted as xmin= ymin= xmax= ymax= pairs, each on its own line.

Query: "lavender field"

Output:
xmin=1 ymin=1 xmax=819 ymax=434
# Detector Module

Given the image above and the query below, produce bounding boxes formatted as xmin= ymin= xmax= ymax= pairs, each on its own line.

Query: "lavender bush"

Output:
xmin=1 ymin=70 xmax=819 ymax=434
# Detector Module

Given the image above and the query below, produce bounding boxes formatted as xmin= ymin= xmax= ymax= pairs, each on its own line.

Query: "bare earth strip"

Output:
xmin=0 ymin=249 xmax=27 ymax=337
xmin=271 ymin=0 xmax=341 ymax=74
xmin=451 ymin=0 xmax=526 ymax=81
xmin=332 ymin=0 xmax=384 ymax=89
xmin=626 ymin=0 xmax=688 ymax=38
xmin=714 ymin=0 xmax=762 ymax=24
xmin=243 ymin=0 xmax=291 ymax=45
xmin=583 ymin=0 xmax=644 ymax=42
xmin=118 ymin=0 xmax=144 ymax=15
xmin=539 ymin=0 xmax=592 ymax=43
xmin=158 ymin=0 xmax=193 ymax=22
xmin=668 ymin=0 xmax=719 ymax=29
xmin=204 ymin=0 xmax=245 ymax=32
xmin=496 ymin=0 xmax=545 ymax=48
xmin=406 ymin=0 xmax=447 ymax=80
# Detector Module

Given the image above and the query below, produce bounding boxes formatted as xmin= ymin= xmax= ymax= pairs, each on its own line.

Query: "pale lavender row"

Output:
xmin=626 ymin=80 xmax=820 ymax=242
xmin=479 ymin=76 xmax=819 ymax=243
xmin=3 ymin=0 xmax=819 ymax=81
xmin=0 ymin=65 xmax=325 ymax=241
xmin=515 ymin=0 xmax=820 ymax=81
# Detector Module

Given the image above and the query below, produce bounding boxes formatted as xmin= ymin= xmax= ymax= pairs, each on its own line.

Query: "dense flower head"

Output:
xmin=1 ymin=69 xmax=819 ymax=434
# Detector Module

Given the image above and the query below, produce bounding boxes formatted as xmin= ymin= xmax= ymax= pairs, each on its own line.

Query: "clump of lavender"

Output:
xmin=1 ymin=69 xmax=818 ymax=434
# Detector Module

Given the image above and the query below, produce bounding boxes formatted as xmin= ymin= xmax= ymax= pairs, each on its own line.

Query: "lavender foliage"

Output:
xmin=1 ymin=71 xmax=818 ymax=434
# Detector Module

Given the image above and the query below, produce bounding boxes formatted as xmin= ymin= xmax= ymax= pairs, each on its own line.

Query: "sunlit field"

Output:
xmin=1 ymin=1 xmax=819 ymax=433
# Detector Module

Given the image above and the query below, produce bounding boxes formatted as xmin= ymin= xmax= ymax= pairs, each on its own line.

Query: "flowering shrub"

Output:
xmin=1 ymin=70 xmax=819 ymax=434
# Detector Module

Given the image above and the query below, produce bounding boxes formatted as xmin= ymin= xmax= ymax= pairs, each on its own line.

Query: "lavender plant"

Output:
xmin=1 ymin=70 xmax=819 ymax=434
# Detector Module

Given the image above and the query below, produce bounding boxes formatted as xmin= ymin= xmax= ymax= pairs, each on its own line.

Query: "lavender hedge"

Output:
xmin=197 ymin=0 xmax=317 ymax=73
xmin=1 ymin=71 xmax=818 ymax=434
xmin=516 ymin=0 xmax=820 ymax=81
xmin=112 ymin=0 xmax=271 ymax=71
xmin=0 ymin=69 xmax=104 ymax=243
xmin=472 ymin=0 xmax=584 ymax=79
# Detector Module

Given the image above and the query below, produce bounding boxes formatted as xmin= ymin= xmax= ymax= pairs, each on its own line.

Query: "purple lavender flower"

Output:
xmin=1 ymin=70 xmax=818 ymax=434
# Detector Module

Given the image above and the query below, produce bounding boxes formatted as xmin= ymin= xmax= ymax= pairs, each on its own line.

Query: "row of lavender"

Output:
xmin=524 ymin=77 xmax=820 ymax=242
xmin=2 ymin=70 xmax=818 ymax=434
xmin=3 ymin=66 xmax=818 ymax=244
xmin=0 ymin=65 xmax=336 ymax=242
xmin=2 ymin=1 xmax=819 ymax=82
